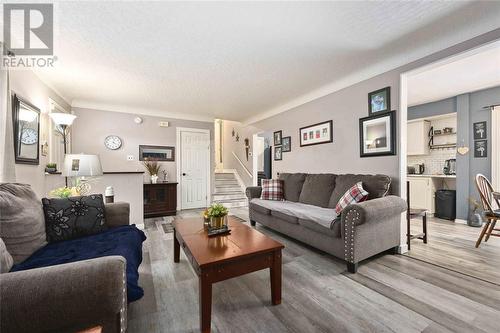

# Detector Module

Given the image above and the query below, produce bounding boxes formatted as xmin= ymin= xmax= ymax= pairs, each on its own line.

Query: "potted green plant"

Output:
xmin=468 ymin=197 xmax=483 ymax=227
xmin=207 ymin=203 xmax=228 ymax=229
xmin=45 ymin=162 xmax=57 ymax=173
xmin=142 ymin=159 xmax=161 ymax=183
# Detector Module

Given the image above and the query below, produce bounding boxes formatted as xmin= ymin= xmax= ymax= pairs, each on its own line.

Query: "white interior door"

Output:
xmin=180 ymin=129 xmax=210 ymax=209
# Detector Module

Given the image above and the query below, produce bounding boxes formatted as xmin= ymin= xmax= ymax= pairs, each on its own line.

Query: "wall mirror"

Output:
xmin=13 ymin=94 xmax=40 ymax=164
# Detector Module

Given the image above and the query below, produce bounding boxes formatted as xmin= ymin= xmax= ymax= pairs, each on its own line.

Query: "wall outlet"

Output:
xmin=159 ymin=121 xmax=169 ymax=127
xmin=127 ymin=155 xmax=134 ymax=161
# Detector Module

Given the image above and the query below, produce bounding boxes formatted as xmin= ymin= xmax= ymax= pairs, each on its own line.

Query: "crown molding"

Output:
xmin=71 ymin=100 xmax=215 ymax=123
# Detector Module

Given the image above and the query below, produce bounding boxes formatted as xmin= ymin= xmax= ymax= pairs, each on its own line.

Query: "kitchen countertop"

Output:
xmin=407 ymin=174 xmax=456 ymax=179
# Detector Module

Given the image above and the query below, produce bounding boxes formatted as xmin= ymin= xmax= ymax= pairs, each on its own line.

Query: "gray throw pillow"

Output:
xmin=42 ymin=194 xmax=108 ymax=243
xmin=0 ymin=237 xmax=13 ymax=273
xmin=0 ymin=183 xmax=48 ymax=264
xmin=298 ymin=174 xmax=336 ymax=208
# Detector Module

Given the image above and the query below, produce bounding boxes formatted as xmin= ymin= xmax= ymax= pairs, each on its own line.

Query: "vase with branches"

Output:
xmin=142 ymin=159 xmax=162 ymax=183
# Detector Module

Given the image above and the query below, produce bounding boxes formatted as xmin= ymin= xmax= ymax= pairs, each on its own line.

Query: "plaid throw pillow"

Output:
xmin=335 ymin=182 xmax=369 ymax=214
xmin=261 ymin=179 xmax=284 ymax=201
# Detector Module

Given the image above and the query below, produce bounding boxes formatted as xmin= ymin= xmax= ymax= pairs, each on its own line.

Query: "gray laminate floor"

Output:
xmin=128 ymin=210 xmax=500 ymax=333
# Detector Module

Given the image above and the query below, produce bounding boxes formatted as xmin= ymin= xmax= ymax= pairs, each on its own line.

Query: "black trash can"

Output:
xmin=435 ymin=189 xmax=456 ymax=220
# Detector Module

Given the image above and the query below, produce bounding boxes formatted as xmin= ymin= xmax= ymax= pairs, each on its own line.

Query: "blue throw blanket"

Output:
xmin=11 ymin=225 xmax=146 ymax=302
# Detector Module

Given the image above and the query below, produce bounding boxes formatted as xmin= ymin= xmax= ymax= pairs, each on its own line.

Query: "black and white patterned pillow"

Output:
xmin=42 ymin=194 xmax=108 ymax=243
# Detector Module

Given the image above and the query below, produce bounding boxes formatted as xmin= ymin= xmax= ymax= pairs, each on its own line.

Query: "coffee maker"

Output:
xmin=443 ymin=159 xmax=456 ymax=175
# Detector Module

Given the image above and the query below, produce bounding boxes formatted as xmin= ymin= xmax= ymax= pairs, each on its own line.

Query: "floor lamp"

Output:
xmin=49 ymin=113 xmax=77 ymax=186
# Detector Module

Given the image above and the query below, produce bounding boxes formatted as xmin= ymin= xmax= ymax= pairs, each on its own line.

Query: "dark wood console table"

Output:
xmin=143 ymin=182 xmax=178 ymax=218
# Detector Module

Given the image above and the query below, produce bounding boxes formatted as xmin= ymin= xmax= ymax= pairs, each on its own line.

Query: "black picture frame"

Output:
xmin=139 ymin=145 xmax=175 ymax=161
xmin=299 ymin=120 xmax=333 ymax=147
xmin=282 ymin=136 xmax=291 ymax=152
xmin=274 ymin=146 xmax=282 ymax=161
xmin=273 ymin=130 xmax=282 ymax=146
xmin=473 ymin=121 xmax=487 ymax=140
xmin=368 ymin=86 xmax=391 ymax=116
xmin=474 ymin=140 xmax=487 ymax=158
xmin=359 ymin=111 xmax=396 ymax=157
xmin=12 ymin=94 xmax=40 ymax=165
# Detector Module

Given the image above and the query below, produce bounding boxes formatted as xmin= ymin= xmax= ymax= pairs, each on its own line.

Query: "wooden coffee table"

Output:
xmin=173 ymin=216 xmax=284 ymax=332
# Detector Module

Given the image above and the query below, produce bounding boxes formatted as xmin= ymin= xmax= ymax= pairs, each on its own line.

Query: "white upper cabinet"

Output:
xmin=407 ymin=120 xmax=430 ymax=156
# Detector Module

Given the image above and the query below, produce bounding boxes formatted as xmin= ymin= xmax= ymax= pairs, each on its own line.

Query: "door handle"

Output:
xmin=182 ymin=173 xmax=186 ymax=176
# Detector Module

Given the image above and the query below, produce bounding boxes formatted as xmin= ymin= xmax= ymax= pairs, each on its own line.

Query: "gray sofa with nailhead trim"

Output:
xmin=246 ymin=173 xmax=407 ymax=273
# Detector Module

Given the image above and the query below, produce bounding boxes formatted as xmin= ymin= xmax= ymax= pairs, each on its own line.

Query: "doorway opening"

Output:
xmin=400 ymin=40 xmax=500 ymax=284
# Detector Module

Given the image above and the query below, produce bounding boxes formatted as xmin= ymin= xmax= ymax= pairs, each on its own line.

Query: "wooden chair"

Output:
xmin=406 ymin=181 xmax=428 ymax=250
xmin=475 ymin=174 xmax=500 ymax=248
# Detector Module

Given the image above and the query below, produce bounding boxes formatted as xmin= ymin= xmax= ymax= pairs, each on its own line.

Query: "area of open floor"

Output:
xmin=128 ymin=209 xmax=500 ymax=333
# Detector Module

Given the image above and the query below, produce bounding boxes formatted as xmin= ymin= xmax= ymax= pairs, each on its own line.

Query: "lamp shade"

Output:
xmin=62 ymin=154 xmax=103 ymax=177
xmin=49 ymin=112 xmax=77 ymax=126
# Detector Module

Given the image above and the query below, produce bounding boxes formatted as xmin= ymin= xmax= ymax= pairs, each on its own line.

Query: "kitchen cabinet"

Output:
xmin=408 ymin=176 xmax=436 ymax=213
xmin=407 ymin=120 xmax=431 ymax=155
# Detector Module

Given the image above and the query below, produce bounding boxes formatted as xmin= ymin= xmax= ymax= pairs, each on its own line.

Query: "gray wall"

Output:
xmin=72 ymin=107 xmax=214 ymax=184
xmin=408 ymin=85 xmax=499 ymax=219
xmin=9 ymin=70 xmax=70 ymax=198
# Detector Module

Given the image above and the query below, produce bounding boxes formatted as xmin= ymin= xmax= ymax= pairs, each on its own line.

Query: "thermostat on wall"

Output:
xmin=159 ymin=121 xmax=169 ymax=127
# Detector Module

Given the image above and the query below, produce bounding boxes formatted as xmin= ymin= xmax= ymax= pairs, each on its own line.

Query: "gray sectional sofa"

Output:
xmin=246 ymin=173 xmax=407 ymax=273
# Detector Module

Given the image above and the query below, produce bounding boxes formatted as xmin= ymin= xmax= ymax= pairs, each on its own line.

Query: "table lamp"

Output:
xmin=62 ymin=154 xmax=103 ymax=195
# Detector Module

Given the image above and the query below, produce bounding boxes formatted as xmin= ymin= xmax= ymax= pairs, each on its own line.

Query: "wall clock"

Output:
xmin=104 ymin=135 xmax=122 ymax=150
xmin=21 ymin=128 xmax=38 ymax=145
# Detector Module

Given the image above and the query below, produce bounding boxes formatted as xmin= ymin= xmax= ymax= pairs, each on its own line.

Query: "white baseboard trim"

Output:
xmin=136 ymin=223 xmax=145 ymax=230
xmin=398 ymin=244 xmax=408 ymax=254
xmin=455 ymin=218 xmax=467 ymax=225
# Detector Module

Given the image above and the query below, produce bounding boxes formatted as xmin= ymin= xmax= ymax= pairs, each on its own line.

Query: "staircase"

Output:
xmin=212 ymin=171 xmax=248 ymax=208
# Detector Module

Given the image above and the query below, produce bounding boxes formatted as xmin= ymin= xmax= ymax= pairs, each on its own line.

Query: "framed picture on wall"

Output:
xmin=359 ymin=111 xmax=396 ymax=157
xmin=368 ymin=86 xmax=391 ymax=116
xmin=274 ymin=146 xmax=282 ymax=161
xmin=273 ymin=130 xmax=282 ymax=146
xmin=299 ymin=120 xmax=333 ymax=147
xmin=139 ymin=145 xmax=175 ymax=161
xmin=473 ymin=121 xmax=487 ymax=140
xmin=474 ymin=140 xmax=487 ymax=158
xmin=282 ymin=136 xmax=291 ymax=152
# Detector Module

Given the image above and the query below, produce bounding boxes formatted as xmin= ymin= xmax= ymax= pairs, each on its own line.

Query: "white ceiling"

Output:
xmin=27 ymin=1 xmax=500 ymax=123
xmin=408 ymin=42 xmax=500 ymax=106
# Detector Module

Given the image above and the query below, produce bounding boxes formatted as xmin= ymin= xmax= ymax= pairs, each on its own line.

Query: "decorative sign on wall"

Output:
xmin=473 ymin=121 xmax=487 ymax=140
xmin=299 ymin=120 xmax=333 ymax=147
xmin=474 ymin=140 xmax=487 ymax=158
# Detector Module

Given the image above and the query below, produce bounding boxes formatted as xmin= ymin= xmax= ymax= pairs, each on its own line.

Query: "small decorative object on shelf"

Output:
xmin=45 ymin=162 xmax=57 ymax=173
xmin=142 ymin=159 xmax=161 ymax=183
xmin=206 ymin=203 xmax=230 ymax=236
xmin=202 ymin=208 xmax=210 ymax=227
xmin=105 ymin=186 xmax=114 ymax=203
xmin=443 ymin=127 xmax=453 ymax=134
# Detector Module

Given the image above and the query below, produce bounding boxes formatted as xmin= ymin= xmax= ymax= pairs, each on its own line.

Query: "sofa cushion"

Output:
xmin=11 ymin=225 xmax=146 ymax=302
xmin=251 ymin=198 xmax=337 ymax=230
xmin=0 ymin=183 xmax=47 ymax=264
xmin=261 ymin=179 xmax=284 ymax=201
xmin=250 ymin=200 xmax=271 ymax=215
xmin=42 ymin=194 xmax=108 ymax=243
xmin=298 ymin=218 xmax=341 ymax=238
xmin=278 ymin=173 xmax=307 ymax=202
xmin=0 ymin=238 xmax=13 ymax=273
xmin=271 ymin=210 xmax=299 ymax=224
xmin=299 ymin=174 xmax=336 ymax=208
xmin=329 ymin=174 xmax=391 ymax=208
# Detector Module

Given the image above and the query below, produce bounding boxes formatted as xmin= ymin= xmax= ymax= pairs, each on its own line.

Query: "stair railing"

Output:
xmin=231 ymin=151 xmax=252 ymax=179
